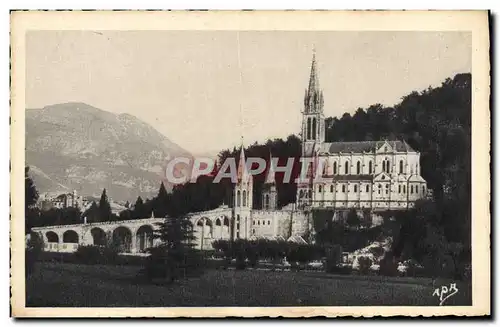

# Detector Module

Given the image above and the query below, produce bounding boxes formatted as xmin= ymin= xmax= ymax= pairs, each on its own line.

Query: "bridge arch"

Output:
xmin=112 ymin=226 xmax=133 ymax=253
xmin=46 ymin=231 xmax=59 ymax=243
xmin=62 ymin=230 xmax=79 ymax=243
xmin=136 ymin=225 xmax=153 ymax=252
xmin=91 ymin=227 xmax=107 ymax=246
xmin=195 ymin=217 xmax=213 ymax=239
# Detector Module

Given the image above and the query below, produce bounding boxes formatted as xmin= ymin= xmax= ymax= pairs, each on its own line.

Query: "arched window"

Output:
xmin=342 ymin=185 xmax=346 ymax=193
xmin=368 ymin=161 xmax=373 ymax=174
xmin=242 ymin=190 xmax=247 ymax=206
xmin=386 ymin=184 xmax=389 ymax=194
xmin=344 ymin=161 xmax=349 ymax=175
xmin=378 ymin=184 xmax=381 ymax=194
xmin=268 ymin=220 xmax=271 ymax=225
xmin=422 ymin=185 xmax=426 ymax=194
xmin=356 ymin=161 xmax=361 ymax=174
xmin=216 ymin=219 xmax=221 ymax=226
xmin=382 ymin=161 xmax=386 ymax=173
xmin=366 ymin=184 xmax=370 ymax=192
xmin=403 ymin=185 xmax=406 ymax=194
xmin=354 ymin=185 xmax=358 ymax=192
xmin=307 ymin=118 xmax=311 ymax=140
xmin=399 ymin=160 xmax=404 ymax=174
xmin=398 ymin=185 xmax=401 ymax=193
xmin=410 ymin=185 xmax=414 ymax=194
xmin=258 ymin=221 xmax=260 ymax=225
xmin=312 ymin=117 xmax=317 ymax=140
xmin=318 ymin=185 xmax=322 ymax=193
xmin=333 ymin=162 xmax=337 ymax=175
xmin=265 ymin=194 xmax=270 ymax=208
xmin=385 ymin=159 xmax=391 ymax=173
xmin=330 ymin=185 xmax=334 ymax=192
xmin=237 ymin=190 xmax=241 ymax=206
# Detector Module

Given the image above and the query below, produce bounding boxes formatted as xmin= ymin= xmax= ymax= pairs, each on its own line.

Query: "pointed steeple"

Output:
xmin=308 ymin=49 xmax=319 ymax=92
xmin=236 ymin=145 xmax=248 ymax=183
xmin=265 ymin=151 xmax=276 ymax=185
xmin=304 ymin=49 xmax=324 ymax=114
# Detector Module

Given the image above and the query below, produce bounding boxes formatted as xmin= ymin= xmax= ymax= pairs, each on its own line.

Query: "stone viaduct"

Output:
xmin=31 ymin=206 xmax=238 ymax=254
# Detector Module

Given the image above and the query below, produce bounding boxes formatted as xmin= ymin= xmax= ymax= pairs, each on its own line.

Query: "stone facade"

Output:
xmin=296 ymin=52 xmax=428 ymax=221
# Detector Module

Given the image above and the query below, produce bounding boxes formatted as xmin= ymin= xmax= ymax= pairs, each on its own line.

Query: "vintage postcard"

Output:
xmin=11 ymin=10 xmax=490 ymax=317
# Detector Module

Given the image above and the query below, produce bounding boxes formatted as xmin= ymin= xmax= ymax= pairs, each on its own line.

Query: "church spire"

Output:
xmin=308 ymin=49 xmax=319 ymax=93
xmin=304 ymin=49 xmax=324 ymax=114
xmin=236 ymin=144 xmax=248 ymax=183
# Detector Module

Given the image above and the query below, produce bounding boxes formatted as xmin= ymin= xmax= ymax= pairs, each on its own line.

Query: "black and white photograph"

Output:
xmin=10 ymin=10 xmax=490 ymax=317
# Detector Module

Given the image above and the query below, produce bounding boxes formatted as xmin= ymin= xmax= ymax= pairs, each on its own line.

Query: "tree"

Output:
xmin=25 ymin=167 xmax=40 ymax=234
xmin=98 ymin=189 xmax=112 ymax=222
xmin=142 ymin=189 xmax=203 ymax=282
xmin=132 ymin=196 xmax=145 ymax=219
xmin=25 ymin=167 xmax=39 ymax=208
xmin=119 ymin=209 xmax=131 ymax=221
xmin=83 ymin=201 xmax=99 ymax=223
xmin=153 ymin=182 xmax=169 ymax=218
xmin=26 ymin=231 xmax=44 ymax=277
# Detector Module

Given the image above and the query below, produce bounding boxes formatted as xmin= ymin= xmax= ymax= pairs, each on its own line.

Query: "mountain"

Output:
xmin=26 ymin=102 xmax=192 ymax=202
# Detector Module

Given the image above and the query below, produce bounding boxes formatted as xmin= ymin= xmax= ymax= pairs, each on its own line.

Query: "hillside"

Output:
xmin=26 ymin=102 xmax=191 ymax=202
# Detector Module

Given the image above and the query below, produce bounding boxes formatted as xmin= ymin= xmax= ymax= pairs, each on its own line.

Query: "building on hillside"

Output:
xmin=37 ymin=190 xmax=91 ymax=211
xmin=295 ymin=51 xmax=428 ymax=225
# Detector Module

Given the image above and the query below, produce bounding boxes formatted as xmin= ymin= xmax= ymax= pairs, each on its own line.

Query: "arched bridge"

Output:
xmin=31 ymin=206 xmax=238 ymax=253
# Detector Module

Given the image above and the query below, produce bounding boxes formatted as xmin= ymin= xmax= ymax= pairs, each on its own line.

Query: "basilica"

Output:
xmin=295 ymin=53 xmax=428 ymax=220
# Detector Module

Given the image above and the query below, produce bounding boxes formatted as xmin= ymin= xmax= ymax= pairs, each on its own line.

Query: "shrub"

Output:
xmin=327 ymin=264 xmax=353 ymax=275
xmin=401 ymin=259 xmax=417 ymax=277
xmin=142 ymin=246 xmax=204 ymax=282
xmin=325 ymin=244 xmax=342 ymax=272
xmin=379 ymin=251 xmax=398 ymax=276
xmin=369 ymin=246 xmax=385 ymax=258
xmin=357 ymin=256 xmax=372 ymax=275
xmin=74 ymin=245 xmax=119 ymax=265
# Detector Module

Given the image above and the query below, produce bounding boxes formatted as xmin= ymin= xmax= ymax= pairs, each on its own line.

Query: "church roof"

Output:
xmin=320 ymin=140 xmax=416 ymax=154
xmin=331 ymin=175 xmax=374 ymax=181
xmin=236 ymin=146 xmax=251 ymax=183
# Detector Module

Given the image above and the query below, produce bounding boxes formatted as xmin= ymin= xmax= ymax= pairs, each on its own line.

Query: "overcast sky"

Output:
xmin=26 ymin=31 xmax=471 ymax=154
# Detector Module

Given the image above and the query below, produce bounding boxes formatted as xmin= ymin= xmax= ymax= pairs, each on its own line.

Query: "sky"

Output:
xmin=26 ymin=31 xmax=471 ymax=155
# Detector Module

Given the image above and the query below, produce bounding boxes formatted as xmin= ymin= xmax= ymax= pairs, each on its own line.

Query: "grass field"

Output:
xmin=26 ymin=262 xmax=471 ymax=307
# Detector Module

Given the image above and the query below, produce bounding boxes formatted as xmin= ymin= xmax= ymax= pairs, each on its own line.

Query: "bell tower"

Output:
xmin=297 ymin=50 xmax=325 ymax=207
xmin=232 ymin=145 xmax=253 ymax=239
xmin=301 ymin=49 xmax=325 ymax=153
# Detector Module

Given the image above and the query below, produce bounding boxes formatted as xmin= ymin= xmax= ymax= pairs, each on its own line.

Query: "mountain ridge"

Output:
xmin=26 ymin=102 xmax=192 ymax=202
